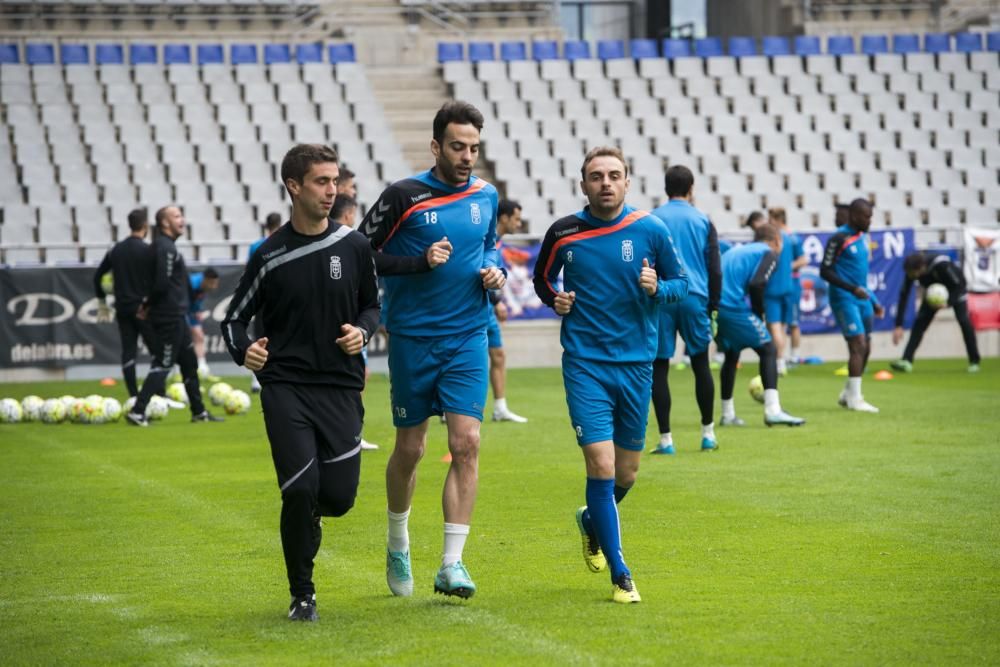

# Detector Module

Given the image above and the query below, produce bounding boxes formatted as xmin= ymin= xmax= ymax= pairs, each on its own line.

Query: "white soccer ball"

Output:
xmin=925 ymin=283 xmax=949 ymax=310
xmin=146 ymin=396 xmax=169 ymax=420
xmin=103 ymin=397 xmax=123 ymax=423
xmin=59 ymin=395 xmax=76 ymax=409
xmin=70 ymin=398 xmax=89 ymax=423
xmin=0 ymin=398 xmax=23 ymax=423
xmin=224 ymin=389 xmax=251 ymax=415
xmin=166 ymin=382 xmax=189 ymax=405
xmin=208 ymin=382 xmax=234 ymax=406
xmin=42 ymin=398 xmax=67 ymax=424
xmin=748 ymin=375 xmax=765 ymax=404
xmin=84 ymin=396 xmax=107 ymax=424
xmin=21 ymin=395 xmax=44 ymax=422
xmin=167 ymin=370 xmax=183 ymax=385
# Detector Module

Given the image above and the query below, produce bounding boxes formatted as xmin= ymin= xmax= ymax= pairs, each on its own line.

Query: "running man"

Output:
xmin=187 ymin=267 xmax=220 ymax=380
xmin=534 ymin=146 xmax=688 ymax=603
xmin=488 ymin=198 xmax=528 ymax=423
xmin=763 ymin=207 xmax=806 ymax=374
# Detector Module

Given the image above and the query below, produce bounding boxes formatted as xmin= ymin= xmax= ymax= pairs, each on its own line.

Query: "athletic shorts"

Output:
xmin=186 ymin=313 xmax=201 ymax=328
xmin=764 ymin=292 xmax=797 ymax=326
xmin=260 ymin=382 xmax=364 ymax=490
xmin=387 ymin=328 xmax=488 ymax=427
xmin=562 ymin=354 xmax=651 ymax=451
xmin=832 ymin=298 xmax=874 ymax=339
xmin=790 ymin=278 xmax=802 ymax=326
xmin=486 ymin=306 xmax=502 ymax=349
xmin=716 ymin=308 xmax=772 ymax=353
xmin=656 ymin=293 xmax=712 ymax=359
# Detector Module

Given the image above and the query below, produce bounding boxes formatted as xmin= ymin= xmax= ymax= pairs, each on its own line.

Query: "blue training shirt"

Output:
xmin=248 ymin=237 xmax=266 ymax=260
xmin=820 ymin=224 xmax=879 ymax=306
xmin=360 ymin=170 xmax=500 ymax=337
xmin=720 ymin=242 xmax=778 ymax=315
xmin=533 ymin=205 xmax=688 ymax=363
xmin=789 ymin=231 xmax=804 ymax=286
xmin=764 ymin=230 xmax=795 ymax=296
xmin=650 ymin=199 xmax=721 ymax=307
xmin=188 ymin=271 xmax=206 ymax=315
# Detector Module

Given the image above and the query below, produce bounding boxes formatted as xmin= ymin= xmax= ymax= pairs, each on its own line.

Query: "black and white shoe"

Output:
xmin=125 ymin=411 xmax=148 ymax=427
xmin=288 ymin=594 xmax=318 ymax=622
xmin=191 ymin=411 xmax=224 ymax=423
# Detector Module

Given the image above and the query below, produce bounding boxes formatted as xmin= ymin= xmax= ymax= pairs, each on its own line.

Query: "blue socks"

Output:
xmin=585 ymin=477 xmax=629 ymax=579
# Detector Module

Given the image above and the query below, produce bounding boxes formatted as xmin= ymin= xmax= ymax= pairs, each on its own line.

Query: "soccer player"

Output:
xmin=820 ymin=198 xmax=884 ymax=413
xmin=221 ymin=144 xmax=381 ymax=622
xmin=126 ymin=206 xmax=222 ymax=426
xmin=649 ymin=165 xmax=721 ymax=454
xmin=187 ymin=267 xmax=220 ymax=380
xmin=717 ymin=223 xmax=805 ymax=427
xmin=93 ymin=207 xmax=156 ymax=397
xmin=534 ymin=146 xmax=688 ymax=603
xmin=488 ymin=198 xmax=528 ymax=423
xmin=890 ymin=252 xmax=981 ymax=373
xmin=763 ymin=207 xmax=807 ymax=375
xmin=336 ymin=166 xmax=356 ymax=198
xmin=360 ymin=101 xmax=504 ymax=599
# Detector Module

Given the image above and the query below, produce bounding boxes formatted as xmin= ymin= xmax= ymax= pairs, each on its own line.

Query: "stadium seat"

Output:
xmin=988 ymin=32 xmax=1000 ymax=52
xmin=231 ymin=44 xmax=258 ymax=64
xmin=950 ymin=33 xmax=980 ymax=54
xmin=694 ymin=38 xmax=723 ymax=58
xmin=198 ymin=44 xmax=224 ymax=65
xmin=827 ymin=36 xmax=855 ymax=56
xmin=469 ymin=42 xmax=495 ymax=63
xmin=794 ymin=36 xmax=821 ymax=56
xmin=597 ymin=40 xmax=625 ymax=61
xmin=26 ymin=43 xmax=55 ymax=65
xmin=164 ymin=44 xmax=191 ymax=65
xmin=129 ymin=44 xmax=157 ymax=65
xmin=662 ymin=39 xmax=692 ymax=59
xmin=0 ymin=44 xmax=18 ymax=63
xmin=893 ymin=34 xmax=920 ymax=54
xmin=328 ymin=43 xmax=356 ymax=64
xmin=264 ymin=44 xmax=291 ymax=64
xmin=296 ymin=43 xmax=323 ymax=64
xmin=761 ymin=36 xmax=790 ymax=57
xmin=500 ymin=41 xmax=527 ymax=61
xmin=564 ymin=41 xmax=591 ymax=61
xmin=60 ymin=44 xmax=89 ymax=65
xmin=924 ymin=33 xmax=951 ymax=54
xmin=630 ymin=39 xmax=658 ymax=60
xmin=861 ymin=35 xmax=889 ymax=55
xmin=532 ymin=41 xmax=559 ymax=61
xmin=438 ymin=42 xmax=464 ymax=63
xmin=728 ymin=37 xmax=756 ymax=57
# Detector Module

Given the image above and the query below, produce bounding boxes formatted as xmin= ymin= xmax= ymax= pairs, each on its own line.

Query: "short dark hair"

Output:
xmin=264 ymin=212 xmax=282 ymax=232
xmin=904 ymin=253 xmax=927 ymax=274
xmin=338 ymin=166 xmax=355 ymax=181
xmin=203 ymin=267 xmax=219 ymax=280
xmin=664 ymin=165 xmax=694 ymax=198
xmin=280 ymin=144 xmax=339 ymax=195
xmin=835 ymin=203 xmax=850 ymax=211
xmin=580 ymin=146 xmax=629 ymax=180
xmin=127 ymin=207 xmax=148 ymax=232
xmin=745 ymin=211 xmax=765 ymax=228
xmin=498 ymin=199 xmax=521 ymax=218
xmin=329 ymin=195 xmax=357 ymax=223
xmin=754 ymin=222 xmax=780 ymax=244
xmin=850 ymin=198 xmax=872 ymax=214
xmin=432 ymin=101 xmax=484 ymax=144
xmin=768 ymin=207 xmax=786 ymax=224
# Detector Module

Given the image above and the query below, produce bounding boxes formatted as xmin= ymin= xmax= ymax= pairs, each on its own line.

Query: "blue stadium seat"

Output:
xmin=26 ymin=43 xmax=55 ymax=65
xmin=468 ymin=42 xmax=495 ymax=62
xmin=924 ymin=33 xmax=951 ymax=53
xmin=597 ymin=39 xmax=626 ymax=60
xmin=328 ymin=43 xmax=355 ymax=63
xmin=563 ymin=40 xmax=591 ymax=61
xmin=231 ymin=44 xmax=258 ymax=64
xmin=264 ymin=44 xmax=291 ymax=64
xmin=630 ymin=39 xmax=658 ymax=59
xmin=163 ymin=44 xmax=191 ymax=65
xmin=296 ymin=43 xmax=323 ymax=63
xmin=892 ymin=34 xmax=920 ymax=54
xmin=130 ymin=44 xmax=157 ymax=65
xmin=198 ymin=44 xmax=224 ymax=65
xmin=827 ymin=35 xmax=855 ymax=55
xmin=989 ymin=32 xmax=1000 ymax=52
xmin=60 ymin=44 xmax=89 ymax=65
xmin=729 ymin=37 xmax=756 ymax=57
xmin=694 ymin=37 xmax=723 ymax=58
xmin=794 ymin=35 xmax=821 ymax=56
xmin=95 ymin=44 xmax=123 ymax=65
xmin=661 ymin=39 xmax=691 ymax=59
xmin=437 ymin=42 xmax=464 ymax=63
xmin=861 ymin=34 xmax=888 ymax=55
xmin=532 ymin=40 xmax=559 ymax=61
xmin=761 ymin=36 xmax=790 ymax=56
xmin=500 ymin=41 xmax=526 ymax=61
xmin=954 ymin=32 xmax=982 ymax=53
xmin=0 ymin=43 xmax=17 ymax=63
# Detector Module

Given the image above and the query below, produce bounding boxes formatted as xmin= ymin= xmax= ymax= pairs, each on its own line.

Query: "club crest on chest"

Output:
xmin=330 ymin=255 xmax=342 ymax=280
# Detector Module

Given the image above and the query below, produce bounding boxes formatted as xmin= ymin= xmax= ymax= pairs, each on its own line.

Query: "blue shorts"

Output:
xmin=832 ymin=299 xmax=874 ymax=339
xmin=764 ymin=292 xmax=797 ymax=326
xmin=656 ymin=294 xmax=712 ymax=359
xmin=187 ymin=314 xmax=201 ymax=328
xmin=486 ymin=306 xmax=502 ymax=349
xmin=790 ymin=278 xmax=802 ymax=326
xmin=562 ymin=354 xmax=651 ymax=451
xmin=387 ymin=329 xmax=488 ymax=427
xmin=716 ymin=308 xmax=772 ymax=353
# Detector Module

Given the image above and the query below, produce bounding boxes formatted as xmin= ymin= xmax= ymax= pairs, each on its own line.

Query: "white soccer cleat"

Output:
xmin=386 ymin=549 xmax=413 ymax=597
xmin=360 ymin=439 xmax=379 ymax=451
xmin=837 ymin=391 xmax=848 ymax=408
xmin=846 ymin=397 xmax=879 ymax=413
xmin=492 ymin=408 xmax=527 ymax=423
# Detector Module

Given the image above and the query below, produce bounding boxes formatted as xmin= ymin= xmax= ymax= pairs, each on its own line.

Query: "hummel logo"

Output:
xmin=555 ymin=226 xmax=580 ymax=238
xmin=362 ymin=201 xmax=391 ymax=237
xmin=263 ymin=246 xmax=287 ymax=260
xmin=410 ymin=192 xmax=432 ymax=204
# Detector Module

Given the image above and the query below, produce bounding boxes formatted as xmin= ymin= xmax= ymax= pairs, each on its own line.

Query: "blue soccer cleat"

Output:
xmin=764 ymin=411 xmax=806 ymax=427
xmin=434 ymin=561 xmax=476 ymax=599
xmin=386 ymin=549 xmax=413 ymax=597
xmin=650 ymin=444 xmax=675 ymax=455
xmin=700 ymin=436 xmax=718 ymax=451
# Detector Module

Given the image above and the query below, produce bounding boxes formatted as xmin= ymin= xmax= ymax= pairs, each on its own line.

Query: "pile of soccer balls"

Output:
xmin=0 ymin=394 xmax=124 ymax=425
xmin=207 ymin=382 xmax=252 ymax=416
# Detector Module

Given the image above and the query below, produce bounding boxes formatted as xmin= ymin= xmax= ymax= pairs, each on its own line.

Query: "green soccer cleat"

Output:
xmin=968 ymin=363 xmax=980 ymax=373
xmin=612 ymin=574 xmax=641 ymax=604
xmin=764 ymin=411 xmax=806 ymax=427
xmin=434 ymin=561 xmax=476 ymax=599
xmin=386 ymin=549 xmax=413 ymax=597
xmin=575 ymin=506 xmax=607 ymax=573
xmin=889 ymin=359 xmax=913 ymax=373
xmin=720 ymin=415 xmax=745 ymax=427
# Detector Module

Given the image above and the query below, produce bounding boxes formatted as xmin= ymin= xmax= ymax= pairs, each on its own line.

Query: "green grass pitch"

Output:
xmin=1 ymin=359 xmax=997 ymax=665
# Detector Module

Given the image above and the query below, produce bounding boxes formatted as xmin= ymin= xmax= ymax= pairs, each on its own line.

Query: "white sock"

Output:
xmin=442 ymin=522 xmax=470 ymax=567
xmin=790 ymin=347 xmax=799 ymax=360
xmin=776 ymin=358 xmax=787 ymax=375
xmin=387 ymin=508 xmax=410 ymax=553
xmin=722 ymin=399 xmax=736 ymax=419
xmin=659 ymin=432 xmax=673 ymax=446
xmin=702 ymin=422 xmax=715 ymax=439
xmin=494 ymin=397 xmax=507 ymax=413
xmin=198 ymin=358 xmax=209 ymax=373
xmin=764 ymin=388 xmax=781 ymax=416
xmin=250 ymin=374 xmax=261 ymax=390
xmin=848 ymin=377 xmax=862 ymax=400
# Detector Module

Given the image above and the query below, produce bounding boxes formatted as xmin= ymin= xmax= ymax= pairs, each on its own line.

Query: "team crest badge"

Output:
xmin=622 ymin=239 xmax=634 ymax=262
xmin=470 ymin=202 xmax=482 ymax=224
xmin=329 ymin=256 xmax=341 ymax=280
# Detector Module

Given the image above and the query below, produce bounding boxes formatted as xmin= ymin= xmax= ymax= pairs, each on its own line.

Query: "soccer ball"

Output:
xmin=208 ymin=382 xmax=234 ymax=406
xmin=59 ymin=395 xmax=76 ymax=409
xmin=21 ymin=395 xmax=44 ymax=422
xmin=925 ymin=283 xmax=949 ymax=309
xmin=166 ymin=382 xmax=189 ymax=405
xmin=748 ymin=375 xmax=765 ymax=404
xmin=167 ymin=370 xmax=183 ymax=385
xmin=70 ymin=398 xmax=88 ymax=423
xmin=103 ymin=397 xmax=123 ymax=422
xmin=146 ymin=396 xmax=169 ymax=420
xmin=0 ymin=398 xmax=22 ymax=423
xmin=41 ymin=399 xmax=67 ymax=424
xmin=124 ymin=396 xmax=137 ymax=415
xmin=223 ymin=389 xmax=251 ymax=415
xmin=84 ymin=396 xmax=107 ymax=424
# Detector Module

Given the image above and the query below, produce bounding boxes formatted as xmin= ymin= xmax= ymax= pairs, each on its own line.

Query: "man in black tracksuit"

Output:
xmin=93 ymin=207 xmax=156 ymax=397
xmin=126 ymin=206 xmax=220 ymax=425
xmin=221 ymin=144 xmax=381 ymax=622
xmin=890 ymin=252 xmax=981 ymax=373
